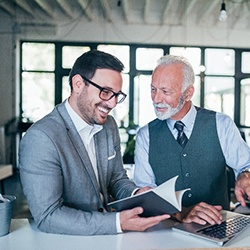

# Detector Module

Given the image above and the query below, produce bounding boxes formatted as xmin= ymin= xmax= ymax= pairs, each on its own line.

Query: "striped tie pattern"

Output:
xmin=174 ymin=121 xmax=188 ymax=148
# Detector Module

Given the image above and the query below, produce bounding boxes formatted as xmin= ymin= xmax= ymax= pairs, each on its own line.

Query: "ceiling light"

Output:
xmin=219 ymin=0 xmax=227 ymax=21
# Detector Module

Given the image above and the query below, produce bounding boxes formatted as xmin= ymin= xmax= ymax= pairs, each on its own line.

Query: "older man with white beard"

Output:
xmin=134 ymin=54 xmax=250 ymax=227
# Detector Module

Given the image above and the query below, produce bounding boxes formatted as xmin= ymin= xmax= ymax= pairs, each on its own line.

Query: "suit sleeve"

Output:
xmin=18 ymin=128 xmax=117 ymax=235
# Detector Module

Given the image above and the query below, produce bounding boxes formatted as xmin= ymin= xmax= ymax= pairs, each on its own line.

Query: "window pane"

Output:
xmin=98 ymin=45 xmax=130 ymax=73
xmin=170 ymin=47 xmax=201 ymax=74
xmin=205 ymin=76 xmax=234 ymax=119
xmin=62 ymin=46 xmax=90 ymax=68
xmin=205 ymin=49 xmax=235 ymax=75
xmin=134 ymin=75 xmax=156 ymax=127
xmin=109 ymin=74 xmax=129 ymax=155
xmin=241 ymin=52 xmax=250 ymax=73
xmin=62 ymin=76 xmax=71 ymax=101
xmin=136 ymin=48 xmax=163 ymax=70
xmin=22 ymin=43 xmax=55 ymax=71
xmin=22 ymin=72 xmax=55 ymax=122
xmin=192 ymin=76 xmax=201 ymax=107
xmin=110 ymin=74 xmax=129 ymax=128
xmin=240 ymin=78 xmax=250 ymax=126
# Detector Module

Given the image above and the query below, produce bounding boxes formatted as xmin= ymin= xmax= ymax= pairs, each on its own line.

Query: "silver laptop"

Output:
xmin=172 ymin=210 xmax=250 ymax=246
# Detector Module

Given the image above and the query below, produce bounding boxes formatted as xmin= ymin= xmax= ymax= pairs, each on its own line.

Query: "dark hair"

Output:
xmin=68 ymin=50 xmax=124 ymax=90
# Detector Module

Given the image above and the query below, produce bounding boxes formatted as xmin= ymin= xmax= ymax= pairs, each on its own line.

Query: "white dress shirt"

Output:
xmin=65 ymin=100 xmax=123 ymax=233
xmin=134 ymin=104 xmax=250 ymax=187
xmin=65 ymin=100 xmax=102 ymax=183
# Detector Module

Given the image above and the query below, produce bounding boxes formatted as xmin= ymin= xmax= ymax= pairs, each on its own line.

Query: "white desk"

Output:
xmin=1 ymin=219 xmax=250 ymax=250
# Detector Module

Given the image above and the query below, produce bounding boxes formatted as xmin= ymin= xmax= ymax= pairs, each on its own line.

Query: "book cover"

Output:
xmin=107 ymin=176 xmax=190 ymax=217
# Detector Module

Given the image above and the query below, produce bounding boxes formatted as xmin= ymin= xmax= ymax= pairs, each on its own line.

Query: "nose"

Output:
xmin=152 ymin=89 xmax=163 ymax=103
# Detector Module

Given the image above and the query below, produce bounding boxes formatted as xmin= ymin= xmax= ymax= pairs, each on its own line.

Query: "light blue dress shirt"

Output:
xmin=134 ymin=104 xmax=250 ymax=188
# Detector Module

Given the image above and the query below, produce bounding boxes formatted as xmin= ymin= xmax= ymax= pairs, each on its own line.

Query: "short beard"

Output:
xmin=153 ymin=94 xmax=186 ymax=121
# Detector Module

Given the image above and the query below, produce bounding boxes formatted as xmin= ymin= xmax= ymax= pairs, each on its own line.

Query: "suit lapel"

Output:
xmin=56 ymin=102 xmax=101 ymax=200
xmin=94 ymin=129 xmax=109 ymax=203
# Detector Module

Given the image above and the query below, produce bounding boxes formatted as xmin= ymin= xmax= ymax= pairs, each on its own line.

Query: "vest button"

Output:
xmin=188 ymin=193 xmax=192 ymax=198
xmin=98 ymin=208 xmax=104 ymax=212
xmin=185 ymin=172 xmax=190 ymax=177
xmin=183 ymin=153 xmax=187 ymax=157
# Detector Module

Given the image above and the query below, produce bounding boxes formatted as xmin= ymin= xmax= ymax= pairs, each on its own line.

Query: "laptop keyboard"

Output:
xmin=197 ymin=215 xmax=250 ymax=239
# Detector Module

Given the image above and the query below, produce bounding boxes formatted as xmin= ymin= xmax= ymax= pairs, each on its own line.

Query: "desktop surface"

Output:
xmin=0 ymin=218 xmax=250 ymax=250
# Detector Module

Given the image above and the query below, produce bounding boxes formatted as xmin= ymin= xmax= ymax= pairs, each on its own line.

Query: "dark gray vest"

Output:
xmin=149 ymin=107 xmax=229 ymax=209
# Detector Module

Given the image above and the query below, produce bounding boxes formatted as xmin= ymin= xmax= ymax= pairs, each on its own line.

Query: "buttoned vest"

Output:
xmin=149 ymin=107 xmax=229 ymax=209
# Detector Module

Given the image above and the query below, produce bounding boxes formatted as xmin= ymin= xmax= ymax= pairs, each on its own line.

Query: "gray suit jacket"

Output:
xmin=18 ymin=101 xmax=136 ymax=235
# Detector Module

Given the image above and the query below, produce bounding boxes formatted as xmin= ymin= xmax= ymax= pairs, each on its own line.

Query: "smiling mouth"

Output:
xmin=98 ymin=106 xmax=110 ymax=117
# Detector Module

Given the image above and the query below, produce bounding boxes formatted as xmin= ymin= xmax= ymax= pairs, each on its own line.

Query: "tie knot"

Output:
xmin=174 ymin=121 xmax=185 ymax=132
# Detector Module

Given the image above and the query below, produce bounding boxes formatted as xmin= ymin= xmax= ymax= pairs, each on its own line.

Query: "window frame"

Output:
xmin=20 ymin=41 xmax=250 ymax=129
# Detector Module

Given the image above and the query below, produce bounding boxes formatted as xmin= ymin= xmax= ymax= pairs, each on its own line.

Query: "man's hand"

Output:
xmin=235 ymin=171 xmax=250 ymax=207
xmin=120 ymin=207 xmax=170 ymax=232
xmin=172 ymin=202 xmax=223 ymax=225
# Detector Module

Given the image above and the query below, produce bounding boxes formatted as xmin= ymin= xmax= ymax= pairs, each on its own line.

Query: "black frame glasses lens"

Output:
xmin=81 ymin=75 xmax=126 ymax=103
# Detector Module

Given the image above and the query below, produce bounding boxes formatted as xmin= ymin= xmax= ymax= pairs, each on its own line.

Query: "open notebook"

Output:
xmin=172 ymin=210 xmax=250 ymax=246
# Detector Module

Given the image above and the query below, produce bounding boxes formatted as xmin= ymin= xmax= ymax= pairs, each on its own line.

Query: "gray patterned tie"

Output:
xmin=174 ymin=121 xmax=188 ymax=148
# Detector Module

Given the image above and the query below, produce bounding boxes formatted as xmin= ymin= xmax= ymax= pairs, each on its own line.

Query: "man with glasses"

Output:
xmin=19 ymin=50 xmax=169 ymax=235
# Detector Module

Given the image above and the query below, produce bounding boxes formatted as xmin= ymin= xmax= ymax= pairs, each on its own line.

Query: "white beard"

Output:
xmin=153 ymin=95 xmax=185 ymax=120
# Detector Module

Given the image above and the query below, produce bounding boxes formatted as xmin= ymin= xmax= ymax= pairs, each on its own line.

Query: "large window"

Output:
xmin=20 ymin=42 xmax=250 ymax=157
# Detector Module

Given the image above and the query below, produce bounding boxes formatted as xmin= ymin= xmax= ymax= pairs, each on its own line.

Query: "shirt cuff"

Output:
xmin=131 ymin=188 xmax=140 ymax=196
xmin=116 ymin=212 xmax=123 ymax=233
xmin=240 ymin=168 xmax=250 ymax=174
xmin=115 ymin=189 xmax=140 ymax=233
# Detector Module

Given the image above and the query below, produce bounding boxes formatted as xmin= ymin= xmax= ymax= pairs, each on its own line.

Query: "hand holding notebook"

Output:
xmin=107 ymin=176 xmax=190 ymax=217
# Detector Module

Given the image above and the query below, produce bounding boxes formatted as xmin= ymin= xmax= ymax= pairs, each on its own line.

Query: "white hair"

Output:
xmin=156 ymin=54 xmax=195 ymax=91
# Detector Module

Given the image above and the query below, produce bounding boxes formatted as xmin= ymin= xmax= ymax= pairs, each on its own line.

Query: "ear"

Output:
xmin=184 ymin=85 xmax=195 ymax=101
xmin=72 ymin=74 xmax=84 ymax=94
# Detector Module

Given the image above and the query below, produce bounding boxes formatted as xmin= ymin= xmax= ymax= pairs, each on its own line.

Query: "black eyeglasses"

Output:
xmin=81 ymin=75 xmax=127 ymax=104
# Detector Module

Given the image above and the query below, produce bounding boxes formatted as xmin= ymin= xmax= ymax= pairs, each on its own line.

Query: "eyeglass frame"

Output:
xmin=80 ymin=75 xmax=127 ymax=104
